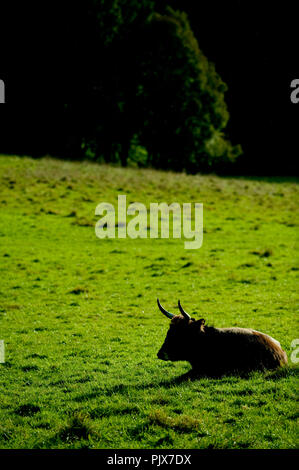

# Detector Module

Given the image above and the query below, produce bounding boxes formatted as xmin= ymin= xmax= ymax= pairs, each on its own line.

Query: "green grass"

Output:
xmin=0 ymin=155 xmax=298 ymax=449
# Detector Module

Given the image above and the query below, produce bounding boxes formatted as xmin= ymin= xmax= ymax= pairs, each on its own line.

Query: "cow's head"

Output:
xmin=157 ymin=299 xmax=205 ymax=361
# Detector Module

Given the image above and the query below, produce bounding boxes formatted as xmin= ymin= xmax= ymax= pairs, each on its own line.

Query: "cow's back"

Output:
xmin=191 ymin=327 xmax=288 ymax=374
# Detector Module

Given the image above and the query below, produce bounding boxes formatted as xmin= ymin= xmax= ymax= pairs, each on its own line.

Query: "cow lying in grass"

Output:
xmin=157 ymin=299 xmax=288 ymax=376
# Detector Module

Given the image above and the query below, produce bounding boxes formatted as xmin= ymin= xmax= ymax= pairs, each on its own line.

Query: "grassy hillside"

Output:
xmin=0 ymin=155 xmax=298 ymax=449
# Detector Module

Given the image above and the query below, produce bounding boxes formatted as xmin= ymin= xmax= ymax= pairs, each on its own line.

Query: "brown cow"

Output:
xmin=157 ymin=299 xmax=288 ymax=376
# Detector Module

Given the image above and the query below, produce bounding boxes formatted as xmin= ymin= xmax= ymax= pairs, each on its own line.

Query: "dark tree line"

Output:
xmin=0 ymin=0 xmax=296 ymax=175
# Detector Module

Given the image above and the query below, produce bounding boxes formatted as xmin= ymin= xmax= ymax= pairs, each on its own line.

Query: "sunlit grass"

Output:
xmin=0 ymin=155 xmax=298 ymax=449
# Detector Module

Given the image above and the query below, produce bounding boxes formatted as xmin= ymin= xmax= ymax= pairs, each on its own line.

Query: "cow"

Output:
xmin=157 ymin=299 xmax=288 ymax=376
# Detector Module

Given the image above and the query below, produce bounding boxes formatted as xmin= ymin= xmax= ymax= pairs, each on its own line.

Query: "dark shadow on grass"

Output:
xmin=73 ymin=370 xmax=195 ymax=402
xmin=264 ymin=365 xmax=299 ymax=381
xmin=36 ymin=411 xmax=100 ymax=449
xmin=15 ymin=404 xmax=41 ymax=417
xmin=73 ymin=366 xmax=286 ymax=403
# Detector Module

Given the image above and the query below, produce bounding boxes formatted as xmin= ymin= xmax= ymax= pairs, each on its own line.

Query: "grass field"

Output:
xmin=0 ymin=155 xmax=298 ymax=449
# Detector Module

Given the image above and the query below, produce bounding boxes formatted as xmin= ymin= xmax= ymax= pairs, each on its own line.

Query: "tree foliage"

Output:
xmin=133 ymin=8 xmax=241 ymax=172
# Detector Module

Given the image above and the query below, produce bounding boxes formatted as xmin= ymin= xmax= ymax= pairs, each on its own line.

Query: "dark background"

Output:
xmin=0 ymin=0 xmax=297 ymax=175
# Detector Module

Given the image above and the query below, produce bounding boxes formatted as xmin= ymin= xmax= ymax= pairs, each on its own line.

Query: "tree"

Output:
xmin=133 ymin=8 xmax=241 ymax=172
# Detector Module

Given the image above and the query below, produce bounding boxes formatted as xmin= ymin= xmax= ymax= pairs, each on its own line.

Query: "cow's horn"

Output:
xmin=178 ymin=300 xmax=191 ymax=320
xmin=157 ymin=299 xmax=175 ymax=319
